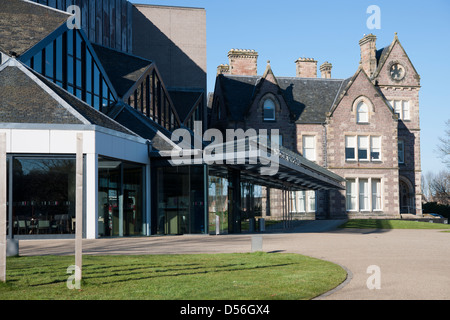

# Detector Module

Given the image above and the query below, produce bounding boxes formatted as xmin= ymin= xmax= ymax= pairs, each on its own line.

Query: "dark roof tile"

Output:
xmin=0 ymin=0 xmax=69 ymax=56
xmin=91 ymin=43 xmax=153 ymax=98
xmin=0 ymin=65 xmax=83 ymax=124
xmin=217 ymin=74 xmax=349 ymax=124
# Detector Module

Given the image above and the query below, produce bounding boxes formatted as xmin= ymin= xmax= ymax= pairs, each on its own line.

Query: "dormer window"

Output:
xmin=356 ymin=101 xmax=369 ymax=123
xmin=263 ymin=98 xmax=276 ymax=121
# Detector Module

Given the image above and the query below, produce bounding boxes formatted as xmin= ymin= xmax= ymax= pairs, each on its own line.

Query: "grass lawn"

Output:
xmin=339 ymin=219 xmax=450 ymax=229
xmin=0 ymin=252 xmax=347 ymax=300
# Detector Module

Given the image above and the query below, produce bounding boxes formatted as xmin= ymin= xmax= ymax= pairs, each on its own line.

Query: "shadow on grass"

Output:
xmin=24 ymin=261 xmax=297 ymax=287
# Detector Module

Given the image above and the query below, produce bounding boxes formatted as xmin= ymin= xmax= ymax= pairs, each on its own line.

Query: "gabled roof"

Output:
xmin=0 ymin=59 xmax=137 ymax=136
xmin=372 ymin=33 xmax=420 ymax=80
xmin=105 ymin=102 xmax=179 ymax=153
xmin=328 ymin=66 xmax=397 ymax=118
xmin=216 ymin=74 xmax=260 ymax=122
xmin=215 ymin=73 xmax=349 ymax=124
xmin=91 ymin=43 xmax=153 ymax=98
xmin=0 ymin=0 xmax=69 ymax=57
xmin=168 ymin=89 xmax=203 ymax=123
xmin=277 ymin=77 xmax=349 ymax=124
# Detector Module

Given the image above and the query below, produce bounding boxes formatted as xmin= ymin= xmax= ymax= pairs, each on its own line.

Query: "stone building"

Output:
xmin=210 ymin=33 xmax=422 ymax=219
xmin=1 ymin=0 xmax=344 ymax=239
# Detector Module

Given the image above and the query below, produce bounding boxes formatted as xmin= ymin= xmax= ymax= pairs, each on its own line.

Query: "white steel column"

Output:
xmin=75 ymin=133 xmax=83 ymax=283
xmin=85 ymin=152 xmax=98 ymax=239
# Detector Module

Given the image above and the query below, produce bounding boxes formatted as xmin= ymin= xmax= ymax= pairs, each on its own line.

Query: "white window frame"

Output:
xmin=263 ymin=98 xmax=276 ymax=121
xmin=291 ymin=191 xmax=316 ymax=213
xmin=389 ymin=100 xmax=411 ymax=121
xmin=358 ymin=136 xmax=369 ymax=161
xmin=302 ymin=135 xmax=316 ymax=161
xmin=346 ymin=177 xmax=383 ymax=212
xmin=372 ymin=178 xmax=382 ymax=211
xmin=370 ymin=136 xmax=381 ymax=161
xmin=346 ymin=179 xmax=357 ymax=211
xmin=359 ymin=179 xmax=370 ymax=211
xmin=346 ymin=135 xmax=382 ymax=162
xmin=357 ymin=101 xmax=369 ymax=123
xmin=345 ymin=136 xmax=357 ymax=161
xmin=307 ymin=191 xmax=316 ymax=213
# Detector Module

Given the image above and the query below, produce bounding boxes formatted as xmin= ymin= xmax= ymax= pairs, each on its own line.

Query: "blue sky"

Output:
xmin=135 ymin=0 xmax=450 ymax=175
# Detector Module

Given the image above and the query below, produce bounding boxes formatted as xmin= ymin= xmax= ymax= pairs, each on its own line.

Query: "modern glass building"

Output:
xmin=0 ymin=0 xmax=344 ymax=240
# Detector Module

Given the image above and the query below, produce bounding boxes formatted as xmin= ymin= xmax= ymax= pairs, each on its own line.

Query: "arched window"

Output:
xmin=263 ymin=98 xmax=276 ymax=121
xmin=357 ymin=101 xmax=369 ymax=123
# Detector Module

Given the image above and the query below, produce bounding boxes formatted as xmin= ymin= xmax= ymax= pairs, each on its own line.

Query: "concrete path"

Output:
xmin=16 ymin=220 xmax=450 ymax=300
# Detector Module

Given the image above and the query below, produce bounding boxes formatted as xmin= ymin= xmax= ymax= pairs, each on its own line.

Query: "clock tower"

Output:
xmin=370 ymin=33 xmax=422 ymax=216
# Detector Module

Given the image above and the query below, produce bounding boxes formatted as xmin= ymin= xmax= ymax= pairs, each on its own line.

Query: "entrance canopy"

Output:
xmin=152 ymin=133 xmax=344 ymax=191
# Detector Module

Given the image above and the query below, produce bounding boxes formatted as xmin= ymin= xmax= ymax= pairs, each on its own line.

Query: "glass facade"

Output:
xmin=98 ymin=156 xmax=145 ymax=237
xmin=7 ymin=156 xmax=77 ymax=236
xmin=240 ymin=182 xmax=263 ymax=232
xmin=126 ymin=71 xmax=180 ymax=132
xmin=24 ymin=29 xmax=116 ymax=111
xmin=208 ymin=175 xmax=228 ymax=234
xmin=155 ymin=165 xmax=206 ymax=235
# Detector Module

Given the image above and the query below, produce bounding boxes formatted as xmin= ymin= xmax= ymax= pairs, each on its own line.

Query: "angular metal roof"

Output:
xmin=0 ymin=59 xmax=137 ymax=136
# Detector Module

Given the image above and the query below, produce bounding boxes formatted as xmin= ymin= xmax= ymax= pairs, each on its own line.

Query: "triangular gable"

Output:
xmin=0 ymin=58 xmax=138 ymax=136
xmin=328 ymin=67 xmax=396 ymax=118
xmin=372 ymin=33 xmax=420 ymax=82
xmin=91 ymin=43 xmax=153 ymax=99
xmin=243 ymin=61 xmax=293 ymax=118
xmin=0 ymin=58 xmax=88 ymax=125
xmin=215 ymin=74 xmax=260 ymax=122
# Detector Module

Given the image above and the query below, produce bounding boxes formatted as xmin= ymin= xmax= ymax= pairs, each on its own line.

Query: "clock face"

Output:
xmin=390 ymin=63 xmax=405 ymax=81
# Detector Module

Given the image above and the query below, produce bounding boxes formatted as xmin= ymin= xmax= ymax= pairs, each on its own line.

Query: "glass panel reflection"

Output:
xmin=98 ymin=157 xmax=144 ymax=237
xmin=156 ymin=166 xmax=205 ymax=235
xmin=12 ymin=157 xmax=76 ymax=235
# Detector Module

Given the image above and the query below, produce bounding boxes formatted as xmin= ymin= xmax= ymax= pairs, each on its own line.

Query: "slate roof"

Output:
xmin=0 ymin=65 xmax=83 ymax=125
xmin=0 ymin=0 xmax=69 ymax=57
xmin=216 ymin=74 xmax=351 ymax=124
xmin=0 ymin=60 xmax=137 ymax=137
xmin=106 ymin=103 xmax=176 ymax=152
xmin=168 ymin=89 xmax=203 ymax=123
xmin=91 ymin=43 xmax=153 ymax=98
xmin=216 ymin=74 xmax=260 ymax=122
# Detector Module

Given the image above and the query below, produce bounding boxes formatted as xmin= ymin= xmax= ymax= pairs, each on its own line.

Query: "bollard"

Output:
xmin=249 ymin=218 xmax=255 ymax=233
xmin=7 ymin=239 xmax=19 ymax=257
xmin=215 ymin=215 xmax=220 ymax=235
xmin=251 ymin=235 xmax=263 ymax=252
xmin=258 ymin=218 xmax=265 ymax=232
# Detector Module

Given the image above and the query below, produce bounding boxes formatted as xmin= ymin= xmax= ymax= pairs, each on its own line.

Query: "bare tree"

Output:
xmin=427 ymin=170 xmax=450 ymax=206
xmin=437 ymin=119 xmax=450 ymax=168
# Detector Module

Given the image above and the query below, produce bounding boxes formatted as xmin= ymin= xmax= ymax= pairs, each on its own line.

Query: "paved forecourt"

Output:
xmin=17 ymin=220 xmax=450 ymax=300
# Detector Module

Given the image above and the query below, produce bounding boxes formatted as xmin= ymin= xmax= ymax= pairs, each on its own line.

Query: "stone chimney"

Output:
xmin=295 ymin=58 xmax=317 ymax=78
xmin=228 ymin=49 xmax=258 ymax=76
xmin=359 ymin=34 xmax=377 ymax=77
xmin=320 ymin=62 xmax=332 ymax=79
xmin=217 ymin=64 xmax=230 ymax=75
